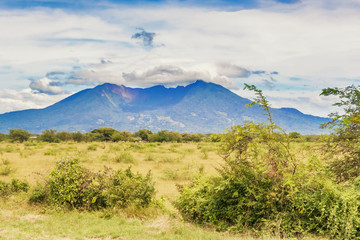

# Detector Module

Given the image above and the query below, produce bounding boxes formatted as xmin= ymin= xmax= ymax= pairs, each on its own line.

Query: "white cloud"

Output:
xmin=215 ymin=62 xmax=250 ymax=78
xmin=0 ymin=88 xmax=69 ymax=114
xmin=0 ymin=0 xmax=360 ymax=116
xmin=29 ymin=77 xmax=64 ymax=95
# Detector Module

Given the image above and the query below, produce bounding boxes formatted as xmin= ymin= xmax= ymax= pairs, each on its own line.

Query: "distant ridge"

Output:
xmin=0 ymin=80 xmax=330 ymax=134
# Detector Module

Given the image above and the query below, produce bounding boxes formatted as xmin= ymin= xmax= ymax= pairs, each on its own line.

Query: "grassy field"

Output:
xmin=0 ymin=141 xmax=323 ymax=239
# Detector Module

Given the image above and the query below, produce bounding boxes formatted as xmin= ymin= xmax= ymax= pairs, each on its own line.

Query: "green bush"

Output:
xmin=0 ymin=179 xmax=29 ymax=196
xmin=102 ymin=168 xmax=155 ymax=208
xmin=29 ymin=182 xmax=48 ymax=204
xmin=39 ymin=129 xmax=59 ymax=143
xmin=48 ymin=157 xmax=87 ymax=208
xmin=0 ymin=181 xmax=10 ymax=196
xmin=176 ymin=85 xmax=360 ymax=238
xmin=10 ymin=178 xmax=29 ymax=192
xmin=9 ymin=129 xmax=30 ymax=142
xmin=48 ymin=156 xmax=155 ymax=210
xmin=0 ymin=133 xmax=7 ymax=142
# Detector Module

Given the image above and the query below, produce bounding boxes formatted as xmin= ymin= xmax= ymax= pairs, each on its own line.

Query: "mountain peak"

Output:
xmin=0 ymin=81 xmax=330 ymax=134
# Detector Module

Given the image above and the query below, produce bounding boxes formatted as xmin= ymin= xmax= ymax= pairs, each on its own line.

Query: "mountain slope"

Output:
xmin=0 ymin=80 xmax=330 ymax=134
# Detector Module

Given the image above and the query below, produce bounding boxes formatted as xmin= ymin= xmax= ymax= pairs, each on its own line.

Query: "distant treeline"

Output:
xmin=0 ymin=127 xmax=325 ymax=143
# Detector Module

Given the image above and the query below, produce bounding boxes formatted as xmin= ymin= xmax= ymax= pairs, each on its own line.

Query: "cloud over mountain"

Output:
xmin=29 ymin=77 xmax=65 ymax=95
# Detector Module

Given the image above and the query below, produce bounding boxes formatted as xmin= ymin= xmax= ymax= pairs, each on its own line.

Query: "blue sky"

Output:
xmin=0 ymin=0 xmax=359 ymax=116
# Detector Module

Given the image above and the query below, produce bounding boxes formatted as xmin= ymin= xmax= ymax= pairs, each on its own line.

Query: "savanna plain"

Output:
xmin=0 ymin=138 xmax=327 ymax=240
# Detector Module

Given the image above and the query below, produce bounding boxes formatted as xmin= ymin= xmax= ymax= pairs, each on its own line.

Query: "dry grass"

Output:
xmin=0 ymin=141 xmax=223 ymax=200
xmin=0 ymin=140 xmax=324 ymax=239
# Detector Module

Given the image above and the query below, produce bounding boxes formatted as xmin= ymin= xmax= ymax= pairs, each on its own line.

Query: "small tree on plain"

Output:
xmin=9 ymin=129 xmax=30 ymax=142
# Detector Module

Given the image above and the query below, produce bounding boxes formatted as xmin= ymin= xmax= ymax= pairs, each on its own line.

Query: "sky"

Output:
xmin=0 ymin=0 xmax=360 ymax=117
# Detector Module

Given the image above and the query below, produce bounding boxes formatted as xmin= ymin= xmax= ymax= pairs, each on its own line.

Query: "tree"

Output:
xmin=90 ymin=127 xmax=117 ymax=141
xmin=39 ymin=129 xmax=59 ymax=142
xmin=321 ymin=85 xmax=360 ymax=139
xmin=111 ymin=130 xmax=132 ymax=142
xmin=71 ymin=131 xmax=84 ymax=142
xmin=289 ymin=131 xmax=302 ymax=139
xmin=56 ymin=131 xmax=72 ymax=142
xmin=320 ymin=85 xmax=360 ymax=181
xmin=0 ymin=133 xmax=7 ymax=142
xmin=9 ymin=129 xmax=30 ymax=142
xmin=133 ymin=129 xmax=153 ymax=141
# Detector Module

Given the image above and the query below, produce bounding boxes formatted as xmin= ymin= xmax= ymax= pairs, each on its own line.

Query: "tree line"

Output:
xmin=0 ymin=127 xmax=322 ymax=144
xmin=0 ymin=127 xmax=210 ymax=143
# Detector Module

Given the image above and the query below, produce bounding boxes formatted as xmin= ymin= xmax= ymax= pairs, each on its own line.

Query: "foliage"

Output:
xmin=208 ymin=133 xmax=223 ymax=142
xmin=39 ymin=129 xmax=59 ymax=142
xmin=102 ymin=167 xmax=155 ymax=208
xmin=182 ymin=133 xmax=204 ymax=142
xmin=321 ymin=85 xmax=360 ymax=182
xmin=0 ymin=133 xmax=7 ymax=142
xmin=288 ymin=131 xmax=301 ymax=139
xmin=0 ymin=178 xmax=29 ymax=196
xmin=9 ymin=129 xmax=30 ymax=142
xmin=56 ymin=131 xmax=73 ymax=142
xmin=89 ymin=127 xmax=117 ymax=141
xmin=321 ymin=85 xmax=360 ymax=136
xmin=244 ymin=83 xmax=273 ymax=123
xmin=29 ymin=182 xmax=48 ymax=204
xmin=176 ymin=85 xmax=360 ymax=238
xmin=48 ymin=156 xmax=87 ymax=208
xmin=47 ymin=156 xmax=155 ymax=209
xmin=133 ymin=129 xmax=153 ymax=141
xmin=149 ymin=130 xmax=182 ymax=142
xmin=71 ymin=131 xmax=84 ymax=142
xmin=112 ymin=130 xmax=132 ymax=142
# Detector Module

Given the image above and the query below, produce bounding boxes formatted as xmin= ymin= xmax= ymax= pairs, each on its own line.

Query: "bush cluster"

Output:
xmin=47 ymin=157 xmax=155 ymax=209
xmin=176 ymin=85 xmax=360 ymax=238
xmin=0 ymin=178 xmax=29 ymax=196
xmin=3 ymin=127 xmax=210 ymax=143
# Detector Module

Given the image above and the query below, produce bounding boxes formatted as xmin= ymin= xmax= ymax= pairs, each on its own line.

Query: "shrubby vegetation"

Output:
xmin=8 ymin=129 xmax=30 ymax=142
xmin=321 ymin=85 xmax=360 ymax=182
xmin=3 ymin=84 xmax=360 ymax=239
xmin=2 ymin=126 xmax=324 ymax=144
xmin=176 ymin=84 xmax=360 ymax=238
xmin=0 ymin=178 xmax=29 ymax=196
xmin=1 ymin=127 xmax=210 ymax=143
xmin=33 ymin=156 xmax=156 ymax=210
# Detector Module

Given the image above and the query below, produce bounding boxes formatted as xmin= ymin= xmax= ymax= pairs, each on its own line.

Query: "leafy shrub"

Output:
xmin=9 ymin=129 xmax=30 ymax=142
xmin=0 ymin=181 xmax=10 ymax=196
xmin=29 ymin=182 xmax=48 ymax=204
xmin=111 ymin=130 xmax=132 ymax=142
xmin=176 ymin=85 xmax=360 ymax=238
xmin=0 ymin=179 xmax=29 ymax=196
xmin=48 ymin=157 xmax=87 ymax=208
xmin=0 ymin=133 xmax=7 ymax=142
xmin=39 ymin=129 xmax=59 ymax=143
xmin=10 ymin=178 xmax=29 ymax=192
xmin=321 ymin=85 xmax=360 ymax=182
xmin=101 ymin=168 xmax=155 ymax=208
xmin=48 ymin=156 xmax=155 ymax=210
